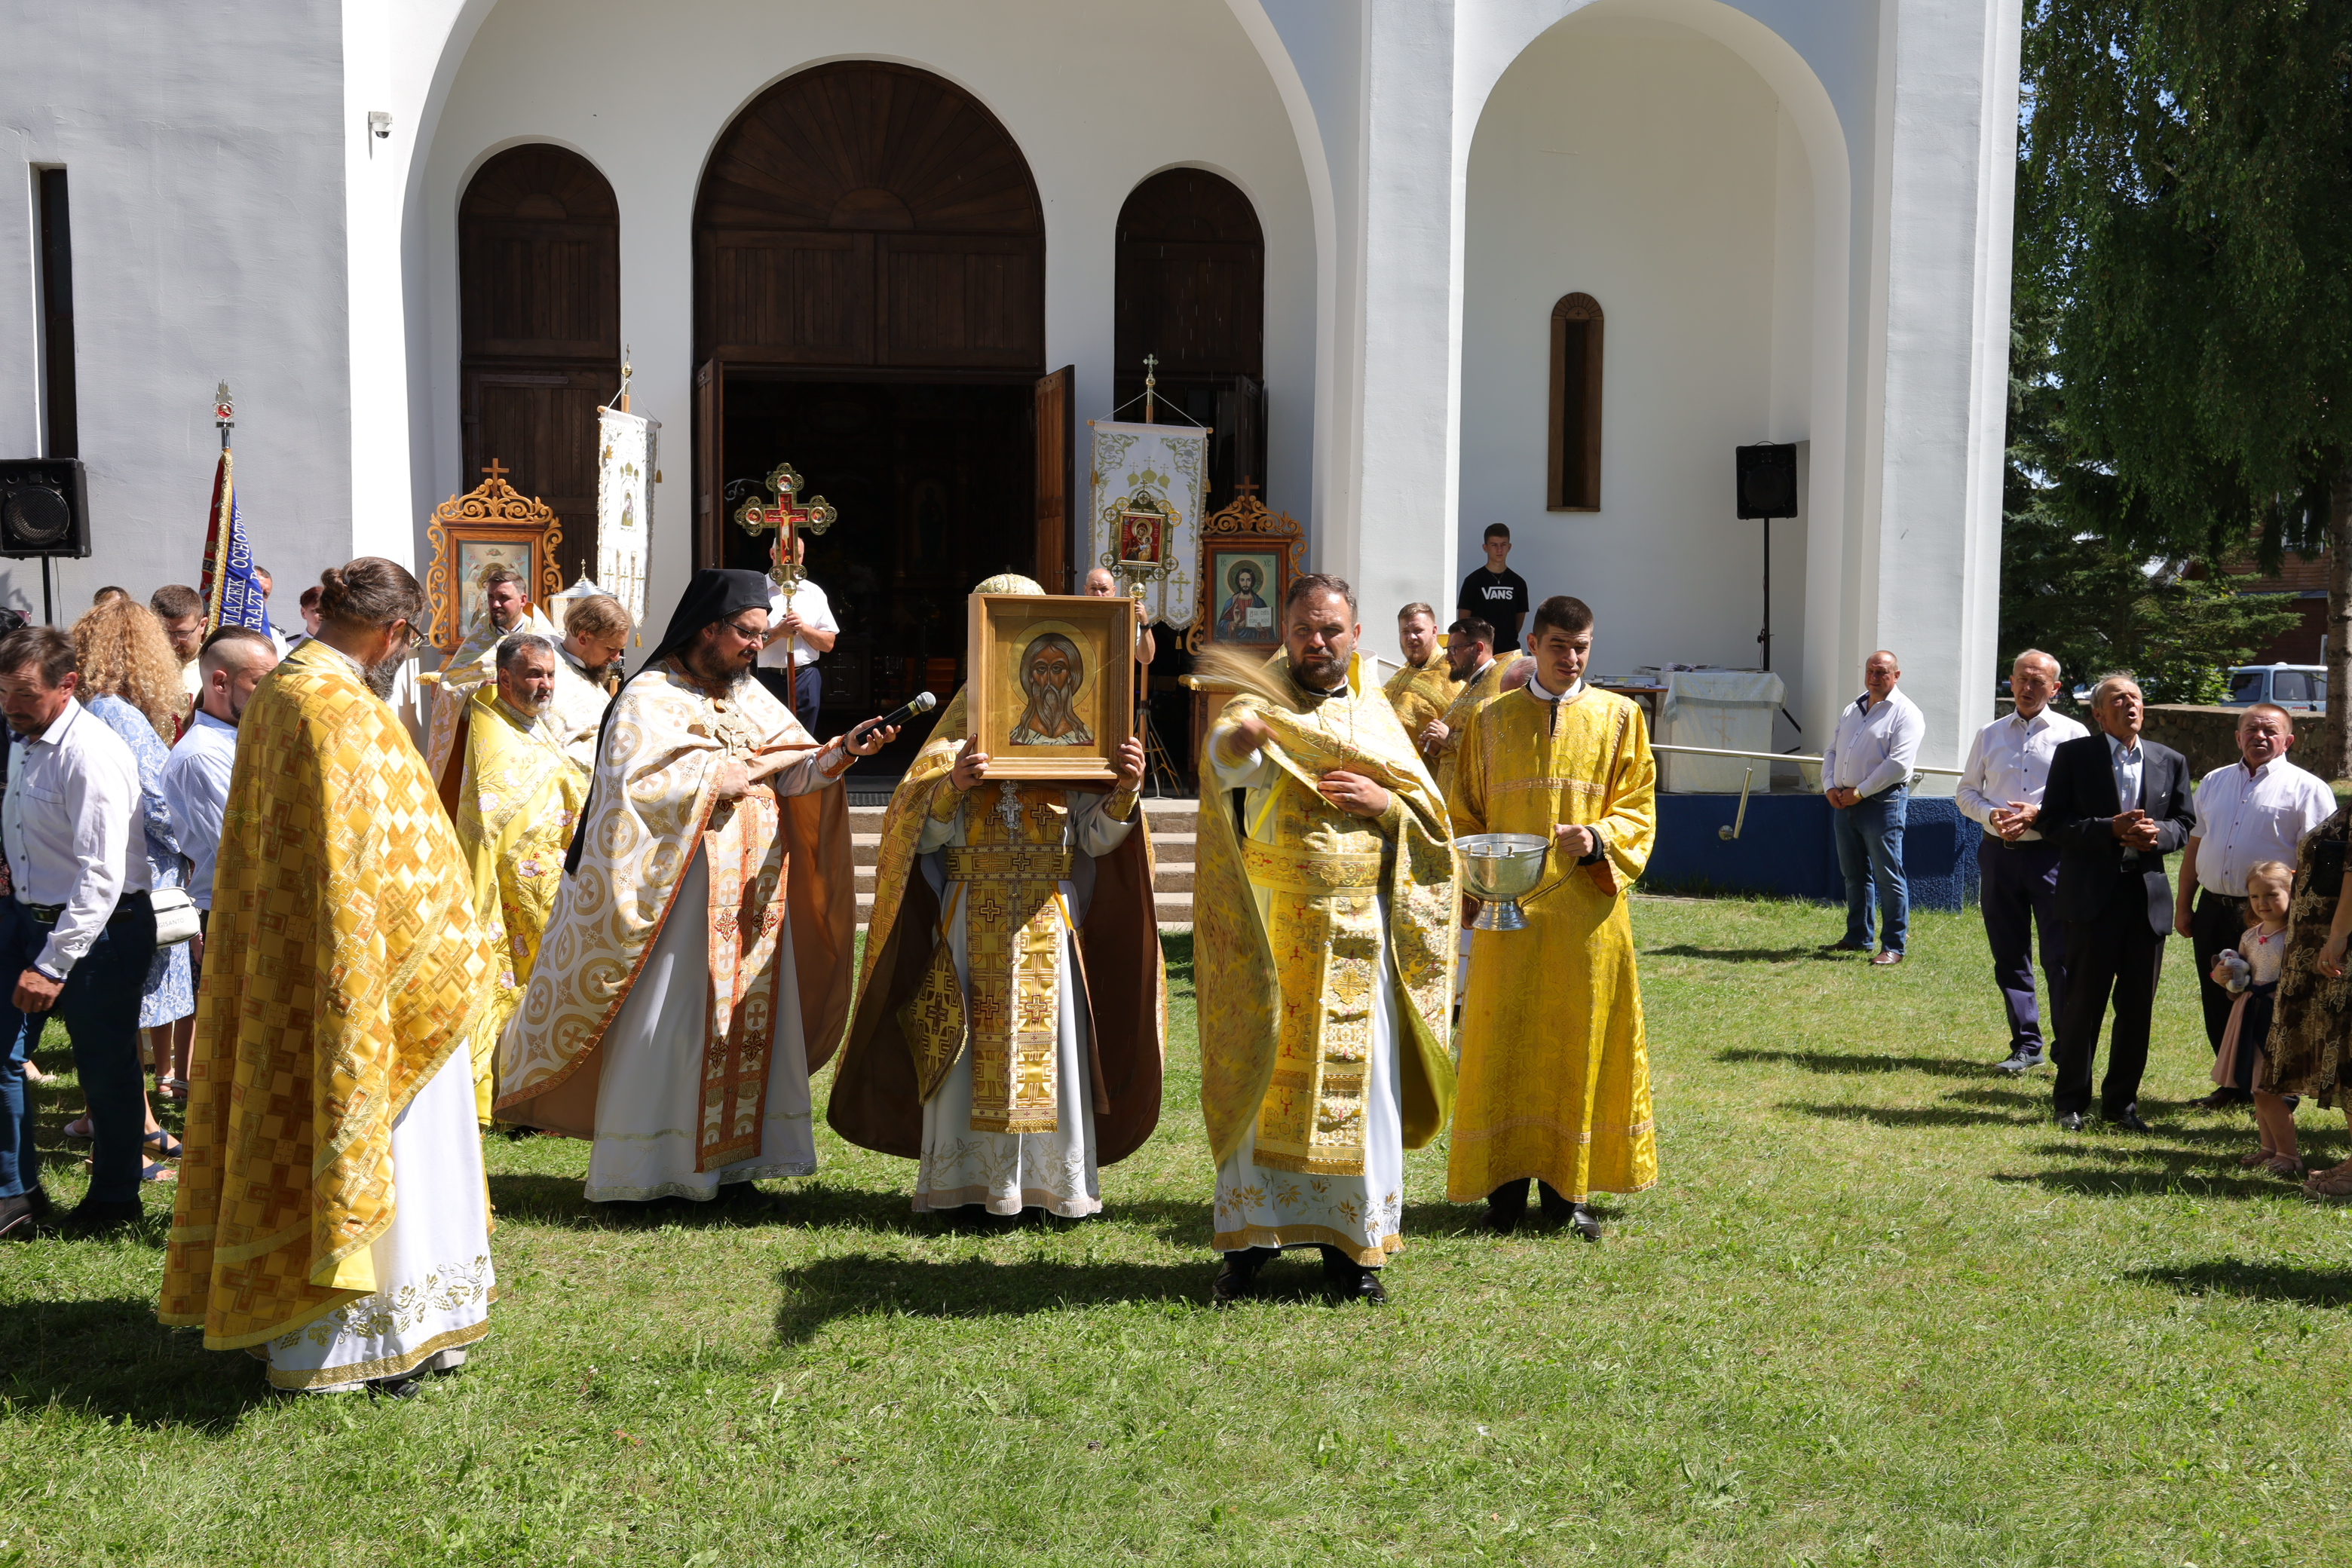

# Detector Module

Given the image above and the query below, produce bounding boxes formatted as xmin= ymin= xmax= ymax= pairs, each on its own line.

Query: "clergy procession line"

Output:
xmin=0 ymin=555 xmax=1658 ymax=1397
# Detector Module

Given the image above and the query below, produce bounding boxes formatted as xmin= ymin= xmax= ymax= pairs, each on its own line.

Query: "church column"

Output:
xmin=1853 ymin=0 xmax=2023 ymax=776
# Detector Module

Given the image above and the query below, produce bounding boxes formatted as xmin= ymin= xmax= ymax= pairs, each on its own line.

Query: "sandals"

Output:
xmin=63 ymin=1115 xmax=93 ymax=1141
xmin=2302 ymin=1162 xmax=2352 ymax=1202
xmin=158 ymin=1076 xmax=188 ymax=1103
xmin=2240 ymin=1150 xmax=2277 ymax=1168
xmin=143 ymin=1129 xmax=182 ymax=1159
xmin=141 ymin=1161 xmax=177 ymax=1184
xmin=2259 ymin=1154 xmax=2307 ymax=1180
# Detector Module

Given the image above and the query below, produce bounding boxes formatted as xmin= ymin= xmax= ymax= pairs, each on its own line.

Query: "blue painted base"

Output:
xmin=1645 ymin=792 xmax=1980 ymax=912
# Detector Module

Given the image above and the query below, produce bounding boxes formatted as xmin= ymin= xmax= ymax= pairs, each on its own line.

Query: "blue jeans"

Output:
xmin=0 ymin=894 xmax=158 ymax=1204
xmin=1833 ymin=786 xmax=1909 ymax=953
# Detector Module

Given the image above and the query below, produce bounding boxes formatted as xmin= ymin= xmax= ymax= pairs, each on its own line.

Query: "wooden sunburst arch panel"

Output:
xmin=424 ymin=461 xmax=566 ymax=651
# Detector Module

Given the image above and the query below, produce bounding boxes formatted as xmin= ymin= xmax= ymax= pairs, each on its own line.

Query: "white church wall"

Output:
xmin=0 ymin=0 xmax=353 ymax=622
xmin=408 ymin=0 xmax=1317 ymax=630
xmin=1458 ymin=19 xmax=1805 ymax=712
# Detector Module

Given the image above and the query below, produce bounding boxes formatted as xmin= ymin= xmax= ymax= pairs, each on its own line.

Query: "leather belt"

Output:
xmin=16 ymin=890 xmax=152 ymax=926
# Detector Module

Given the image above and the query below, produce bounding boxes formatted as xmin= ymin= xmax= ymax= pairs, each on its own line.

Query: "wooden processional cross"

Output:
xmin=733 ymin=461 xmax=838 ymax=665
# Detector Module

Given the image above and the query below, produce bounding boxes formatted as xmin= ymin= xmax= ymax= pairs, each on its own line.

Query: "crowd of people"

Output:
xmin=3 ymin=531 xmax=2343 ymax=1397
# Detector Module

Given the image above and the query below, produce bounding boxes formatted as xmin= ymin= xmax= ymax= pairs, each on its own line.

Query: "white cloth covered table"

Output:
xmin=1657 ymin=670 xmax=1784 ymax=793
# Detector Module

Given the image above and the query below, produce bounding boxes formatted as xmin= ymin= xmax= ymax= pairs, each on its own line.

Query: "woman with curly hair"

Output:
xmin=61 ymin=599 xmax=194 ymax=1174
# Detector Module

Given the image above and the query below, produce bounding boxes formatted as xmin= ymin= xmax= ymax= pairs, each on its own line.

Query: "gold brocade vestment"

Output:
xmin=423 ymin=607 xmax=559 ymax=811
xmin=1446 ymin=684 xmax=1659 ymax=1202
xmin=1433 ymin=657 xmax=1512 ymax=807
xmin=160 ymin=639 xmax=498 ymax=1349
xmin=1383 ymin=648 xmax=1465 ymax=745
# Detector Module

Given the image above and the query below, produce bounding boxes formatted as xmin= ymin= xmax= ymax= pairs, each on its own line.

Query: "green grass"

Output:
xmin=7 ymin=898 xmax=2352 ymax=1565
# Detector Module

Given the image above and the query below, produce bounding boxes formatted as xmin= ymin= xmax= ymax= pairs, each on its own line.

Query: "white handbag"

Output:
xmin=150 ymin=887 xmax=201 ymax=947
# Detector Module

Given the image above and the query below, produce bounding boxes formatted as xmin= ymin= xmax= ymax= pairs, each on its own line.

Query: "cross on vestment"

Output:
xmin=733 ymin=461 xmax=838 ymax=665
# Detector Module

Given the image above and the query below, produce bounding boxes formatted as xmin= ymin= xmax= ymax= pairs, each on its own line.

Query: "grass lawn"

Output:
xmin=6 ymin=896 xmax=2352 ymax=1565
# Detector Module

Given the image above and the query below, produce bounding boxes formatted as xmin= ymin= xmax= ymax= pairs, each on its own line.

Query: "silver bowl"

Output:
xmin=1456 ymin=831 xmax=1551 ymax=931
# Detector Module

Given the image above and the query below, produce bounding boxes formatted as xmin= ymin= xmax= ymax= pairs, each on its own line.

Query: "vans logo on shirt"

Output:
xmin=1482 ymin=587 xmax=1512 ymax=600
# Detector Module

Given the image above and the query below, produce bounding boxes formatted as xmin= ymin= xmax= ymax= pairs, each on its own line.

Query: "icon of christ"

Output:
xmin=1007 ymin=632 xmax=1095 ymax=747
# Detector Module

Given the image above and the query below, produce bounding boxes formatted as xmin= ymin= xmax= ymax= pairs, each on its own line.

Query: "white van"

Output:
xmin=2225 ymin=664 xmax=2327 ymax=712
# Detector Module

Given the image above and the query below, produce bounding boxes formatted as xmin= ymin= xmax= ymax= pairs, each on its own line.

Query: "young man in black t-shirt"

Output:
xmin=1456 ymin=524 xmax=1531 ymax=653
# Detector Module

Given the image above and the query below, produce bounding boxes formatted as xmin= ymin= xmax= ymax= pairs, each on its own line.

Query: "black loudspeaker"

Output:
xmin=0 ymin=459 xmax=90 ymax=558
xmin=1735 ymin=443 xmax=1797 ymax=520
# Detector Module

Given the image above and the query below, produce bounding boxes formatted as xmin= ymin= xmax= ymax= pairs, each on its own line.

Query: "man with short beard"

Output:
xmin=498 ymin=570 xmax=896 ymax=1206
xmin=451 ymin=632 xmax=588 ymax=1120
xmin=1194 ymin=574 xmax=1458 ymax=1305
xmin=162 ymin=559 xmax=499 ymax=1393
xmin=424 ymin=565 xmax=557 ymax=810
xmin=1383 ymin=602 xmax=1462 ymax=747
xmin=550 ymin=593 xmax=632 ymax=769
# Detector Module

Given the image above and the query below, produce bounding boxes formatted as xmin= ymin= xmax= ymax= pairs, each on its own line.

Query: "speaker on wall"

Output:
xmin=1735 ymin=443 xmax=1797 ymax=520
xmin=0 ymin=459 xmax=91 ymax=558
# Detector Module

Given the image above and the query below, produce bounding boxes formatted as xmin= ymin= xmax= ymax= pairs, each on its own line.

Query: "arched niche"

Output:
xmin=458 ymin=143 xmax=620 ymax=587
xmin=1115 ymin=167 xmax=1266 ymax=510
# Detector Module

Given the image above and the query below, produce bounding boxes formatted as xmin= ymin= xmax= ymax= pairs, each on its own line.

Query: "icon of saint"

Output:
xmin=1007 ymin=632 xmax=1095 ymax=746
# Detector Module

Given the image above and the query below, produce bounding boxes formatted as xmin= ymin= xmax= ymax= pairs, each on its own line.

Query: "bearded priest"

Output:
xmin=161 ymin=558 xmax=499 ymax=1395
xmin=424 ymin=565 xmax=559 ymax=813
xmin=550 ymin=593 xmax=631 ymax=769
xmin=1195 ymin=574 xmax=1457 ymax=1306
xmin=1382 ymin=602 xmax=1462 ymax=745
xmin=829 ymin=574 xmax=1165 ymax=1223
xmin=1446 ymin=595 xmax=1658 ymax=1242
xmin=495 ymin=569 xmax=893 ymax=1205
xmin=1417 ymin=616 xmax=1521 ymax=801
xmin=452 ymin=631 xmax=590 ymax=1121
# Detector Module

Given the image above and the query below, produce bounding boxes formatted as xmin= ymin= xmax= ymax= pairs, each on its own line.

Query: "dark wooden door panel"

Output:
xmin=1034 ymin=365 xmax=1073 ymax=591
xmin=703 ymin=231 xmax=874 ymax=363
xmin=460 ymin=364 xmax=605 ymax=587
xmin=695 ymin=358 xmax=724 ymax=568
xmin=877 ymin=236 xmax=1042 ymax=366
xmin=462 ymin=223 xmax=618 ymax=360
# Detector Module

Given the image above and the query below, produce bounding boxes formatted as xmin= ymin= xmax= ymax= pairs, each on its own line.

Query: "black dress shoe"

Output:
xmin=2056 ymin=1111 xmax=2087 ymax=1132
xmin=2191 ymin=1087 xmax=2249 ymax=1112
xmin=1210 ymin=1246 xmax=1276 ymax=1306
xmin=1480 ymin=1205 xmax=1520 ymax=1236
xmin=1824 ymin=938 xmax=1873 ymax=953
xmin=2107 ymin=1106 xmax=2151 ymax=1132
xmin=1536 ymin=1182 xmax=1576 ymax=1224
xmin=57 ymin=1199 xmax=143 ymax=1236
xmin=1566 ymin=1203 xmax=1603 ymax=1242
xmin=1319 ymin=1249 xmax=1387 ymax=1304
xmin=1993 ymin=1048 xmax=2047 ymax=1075
xmin=0 ymin=1193 xmax=36 ymax=1241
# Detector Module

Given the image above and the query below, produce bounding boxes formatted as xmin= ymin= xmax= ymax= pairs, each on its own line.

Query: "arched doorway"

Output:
xmin=1114 ymin=169 xmax=1265 ymax=513
xmin=458 ymin=145 xmax=620 ymax=590
xmin=694 ymin=62 xmax=1066 ymax=738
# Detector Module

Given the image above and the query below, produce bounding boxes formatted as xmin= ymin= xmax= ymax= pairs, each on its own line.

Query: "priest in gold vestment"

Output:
xmin=497 ymin=569 xmax=890 ymax=1205
xmin=452 ymin=631 xmax=590 ymax=1121
xmin=1382 ymin=601 xmax=1463 ymax=744
xmin=424 ymin=565 xmax=558 ymax=813
xmin=1447 ymin=595 xmax=1658 ymax=1240
xmin=161 ymin=559 xmax=499 ymax=1394
xmin=1196 ymin=575 xmax=1456 ymax=1305
xmin=831 ymin=577 xmax=1165 ymax=1220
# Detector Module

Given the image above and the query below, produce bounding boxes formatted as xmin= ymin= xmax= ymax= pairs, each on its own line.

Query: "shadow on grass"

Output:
xmin=1722 ymin=1048 xmax=1989 ymax=1079
xmin=488 ymin=1173 xmax=931 ymax=1235
xmin=1784 ymin=1101 xmax=2040 ymax=1130
xmin=1649 ymin=943 xmax=1851 ymax=965
xmin=0 ymin=1297 xmax=274 ymax=1431
xmin=2125 ymin=1258 xmax=2352 ymax=1307
xmin=773 ymin=1252 xmax=1254 ymax=1340
xmin=1989 ymin=1165 xmax=2300 ymax=1200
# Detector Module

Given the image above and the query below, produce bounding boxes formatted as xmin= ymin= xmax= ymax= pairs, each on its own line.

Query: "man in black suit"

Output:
xmin=2038 ymin=673 xmax=2195 ymax=1131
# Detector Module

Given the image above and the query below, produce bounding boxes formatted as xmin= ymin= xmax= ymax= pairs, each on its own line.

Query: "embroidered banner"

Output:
xmin=1087 ymin=420 xmax=1207 ymax=630
xmin=198 ymin=448 xmax=274 ymax=639
xmin=595 ymin=407 xmax=657 ymax=629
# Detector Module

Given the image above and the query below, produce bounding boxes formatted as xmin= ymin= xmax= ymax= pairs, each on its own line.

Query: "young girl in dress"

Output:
xmin=2213 ymin=859 xmax=2298 ymax=1178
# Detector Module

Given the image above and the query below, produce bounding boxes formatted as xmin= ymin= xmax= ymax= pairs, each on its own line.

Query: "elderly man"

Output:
xmin=1958 ymin=651 xmax=2090 ymax=1072
xmin=453 ymin=632 xmax=591 ymax=1119
xmin=424 ymin=565 xmax=556 ymax=810
xmin=2176 ymin=701 xmax=2336 ymax=1107
xmin=1824 ymin=650 xmax=1925 ymax=965
xmin=1085 ymin=568 xmax=1157 ymax=666
xmin=2040 ymin=673 xmax=2194 ymax=1131
xmin=0 ymin=627 xmax=155 ymax=1238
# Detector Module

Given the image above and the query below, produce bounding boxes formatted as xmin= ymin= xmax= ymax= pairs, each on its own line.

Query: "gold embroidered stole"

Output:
xmin=696 ymin=697 xmax=789 ymax=1171
xmin=1245 ymin=782 xmax=1389 ymax=1174
xmin=949 ymin=781 xmax=1072 ymax=1135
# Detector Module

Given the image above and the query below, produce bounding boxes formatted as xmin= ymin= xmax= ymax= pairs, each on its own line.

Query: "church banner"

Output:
xmin=1088 ymin=420 xmax=1207 ymax=630
xmin=596 ymin=406 xmax=657 ymax=628
xmin=198 ymin=446 xmax=273 ymax=639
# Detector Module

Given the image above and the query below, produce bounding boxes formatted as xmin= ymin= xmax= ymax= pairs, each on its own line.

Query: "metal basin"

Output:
xmin=1455 ymin=831 xmax=1551 ymax=931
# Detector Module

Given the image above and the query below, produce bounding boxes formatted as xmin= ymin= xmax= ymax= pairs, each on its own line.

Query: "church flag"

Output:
xmin=198 ymin=446 xmax=273 ymax=637
xmin=595 ymin=406 xmax=657 ymax=629
xmin=1088 ymin=420 xmax=1208 ymax=630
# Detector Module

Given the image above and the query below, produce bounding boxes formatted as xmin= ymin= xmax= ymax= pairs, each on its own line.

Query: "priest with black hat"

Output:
xmin=495 ymin=568 xmax=896 ymax=1205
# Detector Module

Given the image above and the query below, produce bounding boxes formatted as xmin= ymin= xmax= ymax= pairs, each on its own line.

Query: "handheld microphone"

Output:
xmin=850 ymin=688 xmax=938 ymax=740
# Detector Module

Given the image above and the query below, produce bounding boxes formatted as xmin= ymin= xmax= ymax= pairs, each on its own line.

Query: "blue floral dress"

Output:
xmin=86 ymin=694 xmax=194 ymax=1027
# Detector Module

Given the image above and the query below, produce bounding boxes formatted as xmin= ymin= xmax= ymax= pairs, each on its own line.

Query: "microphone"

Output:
xmin=850 ymin=688 xmax=937 ymax=740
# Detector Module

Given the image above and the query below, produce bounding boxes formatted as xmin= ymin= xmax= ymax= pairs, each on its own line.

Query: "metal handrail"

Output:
xmin=1649 ymin=742 xmax=1963 ymax=779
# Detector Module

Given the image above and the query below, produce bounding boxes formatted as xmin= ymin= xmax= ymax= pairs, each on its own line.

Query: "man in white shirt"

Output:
xmin=1958 ymin=650 xmax=2091 ymax=1071
xmin=2176 ymin=701 xmax=2337 ymax=1106
xmin=1824 ymin=649 xmax=1927 ymax=964
xmin=1085 ymin=567 xmax=1157 ymax=666
xmin=162 ymin=628 xmax=279 ymax=923
xmin=0 ymin=626 xmax=156 ymax=1238
xmin=756 ymin=533 xmax=839 ymax=734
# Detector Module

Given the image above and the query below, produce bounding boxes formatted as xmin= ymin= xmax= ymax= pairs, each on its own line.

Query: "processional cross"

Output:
xmin=733 ymin=461 xmax=838 ymax=665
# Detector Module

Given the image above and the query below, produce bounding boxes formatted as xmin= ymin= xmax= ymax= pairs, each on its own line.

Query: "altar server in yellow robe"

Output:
xmin=496 ymin=569 xmax=893 ymax=1205
xmin=452 ymin=631 xmax=590 ymax=1120
xmin=831 ymin=577 xmax=1166 ymax=1222
xmin=549 ymin=593 xmax=631 ymax=769
xmin=1196 ymin=574 xmax=1457 ymax=1306
xmin=424 ymin=565 xmax=557 ymax=813
xmin=1447 ymin=594 xmax=1657 ymax=1240
xmin=161 ymin=559 xmax=500 ymax=1394
xmin=1383 ymin=602 xmax=1463 ymax=743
